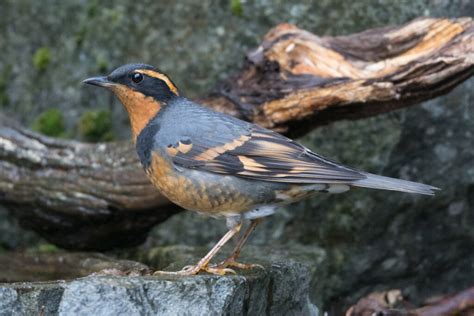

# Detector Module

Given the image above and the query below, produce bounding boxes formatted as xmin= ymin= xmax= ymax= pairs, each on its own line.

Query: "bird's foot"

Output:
xmin=202 ymin=265 xmax=237 ymax=276
xmin=152 ymin=264 xmax=236 ymax=276
xmin=211 ymin=258 xmax=264 ymax=271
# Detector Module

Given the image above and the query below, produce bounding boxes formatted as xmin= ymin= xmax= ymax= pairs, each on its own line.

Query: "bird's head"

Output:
xmin=83 ymin=63 xmax=179 ymax=140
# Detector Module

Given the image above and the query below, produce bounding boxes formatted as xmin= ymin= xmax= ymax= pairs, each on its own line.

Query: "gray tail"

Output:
xmin=353 ymin=172 xmax=439 ymax=195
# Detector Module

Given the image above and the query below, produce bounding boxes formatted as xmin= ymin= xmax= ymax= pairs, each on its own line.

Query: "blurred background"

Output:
xmin=0 ymin=0 xmax=473 ymax=313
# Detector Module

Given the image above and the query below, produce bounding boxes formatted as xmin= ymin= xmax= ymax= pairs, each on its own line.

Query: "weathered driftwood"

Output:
xmin=0 ymin=17 xmax=473 ymax=249
xmin=209 ymin=17 xmax=474 ymax=136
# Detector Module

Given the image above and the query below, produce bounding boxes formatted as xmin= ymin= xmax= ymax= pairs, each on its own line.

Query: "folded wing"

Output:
xmin=168 ymin=125 xmax=366 ymax=184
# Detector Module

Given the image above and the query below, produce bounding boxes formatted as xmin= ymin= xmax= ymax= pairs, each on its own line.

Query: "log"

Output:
xmin=345 ymin=287 xmax=474 ymax=316
xmin=0 ymin=17 xmax=473 ymax=249
xmin=0 ymin=120 xmax=180 ymax=250
xmin=413 ymin=287 xmax=474 ymax=316
xmin=209 ymin=17 xmax=474 ymax=136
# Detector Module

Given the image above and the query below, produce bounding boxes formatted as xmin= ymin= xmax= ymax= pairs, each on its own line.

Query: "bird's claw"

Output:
xmin=152 ymin=264 xmax=237 ymax=276
xmin=211 ymin=259 xmax=264 ymax=271
xmin=203 ymin=266 xmax=237 ymax=275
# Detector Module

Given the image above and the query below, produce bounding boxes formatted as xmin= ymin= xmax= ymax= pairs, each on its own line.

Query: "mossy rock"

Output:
xmin=31 ymin=108 xmax=65 ymax=137
xmin=230 ymin=0 xmax=243 ymax=17
xmin=0 ymin=78 xmax=8 ymax=107
xmin=78 ymin=110 xmax=115 ymax=142
xmin=32 ymin=47 xmax=52 ymax=72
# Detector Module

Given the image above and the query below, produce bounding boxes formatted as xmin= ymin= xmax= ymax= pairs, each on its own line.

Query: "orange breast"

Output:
xmin=146 ymin=152 xmax=254 ymax=215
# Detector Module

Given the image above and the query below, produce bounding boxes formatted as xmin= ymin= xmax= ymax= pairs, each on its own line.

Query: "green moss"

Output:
xmin=230 ymin=0 xmax=243 ymax=16
xmin=0 ymin=65 xmax=12 ymax=107
xmin=0 ymin=78 xmax=8 ymax=107
xmin=32 ymin=108 xmax=65 ymax=137
xmin=32 ymin=47 xmax=52 ymax=72
xmin=74 ymin=26 xmax=87 ymax=48
xmin=78 ymin=110 xmax=115 ymax=142
xmin=87 ymin=0 xmax=99 ymax=17
xmin=37 ymin=243 xmax=59 ymax=253
xmin=25 ymin=243 xmax=59 ymax=254
xmin=96 ymin=56 xmax=109 ymax=73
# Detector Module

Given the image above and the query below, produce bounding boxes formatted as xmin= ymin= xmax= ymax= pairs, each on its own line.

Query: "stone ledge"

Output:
xmin=0 ymin=247 xmax=324 ymax=316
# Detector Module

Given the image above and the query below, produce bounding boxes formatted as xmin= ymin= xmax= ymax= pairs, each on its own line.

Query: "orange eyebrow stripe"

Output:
xmin=136 ymin=69 xmax=180 ymax=95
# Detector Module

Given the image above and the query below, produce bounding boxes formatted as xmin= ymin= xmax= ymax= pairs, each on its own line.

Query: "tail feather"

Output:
xmin=353 ymin=173 xmax=439 ymax=195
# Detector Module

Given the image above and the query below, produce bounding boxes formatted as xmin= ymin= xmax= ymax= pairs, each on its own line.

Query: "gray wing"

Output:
xmin=157 ymin=99 xmax=365 ymax=184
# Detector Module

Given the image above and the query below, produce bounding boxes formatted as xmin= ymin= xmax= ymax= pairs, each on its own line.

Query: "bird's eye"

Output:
xmin=131 ymin=73 xmax=143 ymax=84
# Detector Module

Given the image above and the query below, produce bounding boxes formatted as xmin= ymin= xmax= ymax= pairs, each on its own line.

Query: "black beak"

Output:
xmin=82 ymin=76 xmax=114 ymax=88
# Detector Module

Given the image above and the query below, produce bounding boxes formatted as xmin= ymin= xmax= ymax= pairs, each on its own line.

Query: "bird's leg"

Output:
xmin=153 ymin=222 xmax=242 ymax=276
xmin=213 ymin=218 xmax=264 ymax=270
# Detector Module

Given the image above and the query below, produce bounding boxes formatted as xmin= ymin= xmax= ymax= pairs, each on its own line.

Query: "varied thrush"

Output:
xmin=84 ymin=64 xmax=438 ymax=276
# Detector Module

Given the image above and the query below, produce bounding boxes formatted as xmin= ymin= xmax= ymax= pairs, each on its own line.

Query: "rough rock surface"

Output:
xmin=1 ymin=274 xmax=315 ymax=316
xmin=0 ymin=246 xmax=323 ymax=316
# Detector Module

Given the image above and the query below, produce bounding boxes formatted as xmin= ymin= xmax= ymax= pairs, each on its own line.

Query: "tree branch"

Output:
xmin=207 ymin=17 xmax=474 ymax=136
xmin=0 ymin=17 xmax=472 ymax=249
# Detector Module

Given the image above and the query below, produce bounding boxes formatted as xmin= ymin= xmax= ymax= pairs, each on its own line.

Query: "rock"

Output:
xmin=58 ymin=268 xmax=315 ymax=316
xmin=0 ymin=206 xmax=40 ymax=250
xmin=0 ymin=247 xmax=321 ymax=316
xmin=0 ymin=282 xmax=65 ymax=316
xmin=137 ymin=244 xmax=328 ymax=309
xmin=0 ymin=288 xmax=21 ymax=315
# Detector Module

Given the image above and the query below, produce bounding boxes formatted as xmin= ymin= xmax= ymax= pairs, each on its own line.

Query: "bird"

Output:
xmin=84 ymin=63 xmax=438 ymax=276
